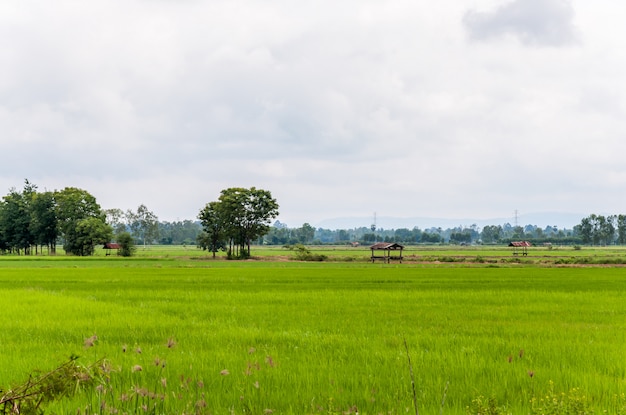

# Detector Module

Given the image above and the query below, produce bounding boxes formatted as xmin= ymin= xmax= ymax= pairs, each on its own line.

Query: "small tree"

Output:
xmin=197 ymin=201 xmax=226 ymax=258
xmin=116 ymin=232 xmax=136 ymax=257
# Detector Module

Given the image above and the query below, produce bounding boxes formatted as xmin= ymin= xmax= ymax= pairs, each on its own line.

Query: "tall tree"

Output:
xmin=481 ymin=225 xmax=503 ymax=244
xmin=297 ymin=223 xmax=315 ymax=244
xmin=127 ymin=204 xmax=159 ymax=247
xmin=104 ymin=208 xmax=127 ymax=235
xmin=30 ymin=191 xmax=58 ymax=254
xmin=577 ymin=216 xmax=593 ymax=244
xmin=0 ymin=181 xmax=37 ymax=254
xmin=577 ymin=214 xmax=615 ymax=245
xmin=0 ymin=189 xmax=30 ymax=254
xmin=617 ymin=215 xmax=626 ymax=245
xmin=197 ymin=201 xmax=227 ymax=258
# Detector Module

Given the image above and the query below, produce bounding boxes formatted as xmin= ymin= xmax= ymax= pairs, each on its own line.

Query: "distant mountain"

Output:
xmin=313 ymin=212 xmax=585 ymax=230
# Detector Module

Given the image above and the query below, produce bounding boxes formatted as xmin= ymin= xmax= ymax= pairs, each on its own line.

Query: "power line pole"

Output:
xmin=371 ymin=212 xmax=377 ymax=242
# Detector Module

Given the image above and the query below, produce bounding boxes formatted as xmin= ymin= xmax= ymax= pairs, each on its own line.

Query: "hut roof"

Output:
xmin=370 ymin=242 xmax=404 ymax=250
xmin=509 ymin=241 xmax=531 ymax=247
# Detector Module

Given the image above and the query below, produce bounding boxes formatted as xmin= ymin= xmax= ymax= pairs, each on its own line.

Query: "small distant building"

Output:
xmin=370 ymin=242 xmax=404 ymax=263
xmin=509 ymin=241 xmax=531 ymax=256
xmin=103 ymin=242 xmax=121 ymax=256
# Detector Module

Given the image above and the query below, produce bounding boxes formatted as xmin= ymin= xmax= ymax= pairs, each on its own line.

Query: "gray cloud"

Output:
xmin=463 ymin=0 xmax=578 ymax=46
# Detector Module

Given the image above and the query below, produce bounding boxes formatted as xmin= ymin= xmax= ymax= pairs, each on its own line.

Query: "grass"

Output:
xmin=0 ymin=249 xmax=626 ymax=413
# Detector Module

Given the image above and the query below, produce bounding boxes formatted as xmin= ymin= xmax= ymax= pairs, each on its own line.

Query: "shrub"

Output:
xmin=466 ymin=395 xmax=510 ymax=415
xmin=116 ymin=232 xmax=136 ymax=257
xmin=529 ymin=381 xmax=590 ymax=415
xmin=290 ymin=244 xmax=327 ymax=261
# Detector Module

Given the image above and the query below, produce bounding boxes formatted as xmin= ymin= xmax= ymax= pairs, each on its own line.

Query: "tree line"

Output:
xmin=4 ymin=179 xmax=625 ymax=256
xmin=265 ymin=222 xmax=579 ymax=246
xmin=0 ymin=180 xmax=188 ymax=256
xmin=276 ymin=216 xmax=626 ymax=246
xmin=574 ymin=214 xmax=626 ymax=246
xmin=0 ymin=181 xmax=280 ymax=257
xmin=0 ymin=181 xmax=112 ymax=255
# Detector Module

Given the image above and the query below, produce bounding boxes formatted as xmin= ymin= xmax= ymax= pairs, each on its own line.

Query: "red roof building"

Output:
xmin=509 ymin=241 xmax=531 ymax=256
xmin=103 ymin=243 xmax=121 ymax=256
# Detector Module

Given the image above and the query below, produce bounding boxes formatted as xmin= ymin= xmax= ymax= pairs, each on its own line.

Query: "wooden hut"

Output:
xmin=509 ymin=241 xmax=531 ymax=256
xmin=370 ymin=242 xmax=404 ymax=263
xmin=103 ymin=242 xmax=121 ymax=256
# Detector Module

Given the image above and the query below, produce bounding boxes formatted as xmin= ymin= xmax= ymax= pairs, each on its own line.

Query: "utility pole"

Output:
xmin=371 ymin=212 xmax=377 ymax=242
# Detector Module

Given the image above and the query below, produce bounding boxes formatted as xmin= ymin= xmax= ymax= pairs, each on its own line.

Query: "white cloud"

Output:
xmin=1 ymin=0 xmax=626 ymax=227
xmin=463 ymin=0 xmax=579 ymax=46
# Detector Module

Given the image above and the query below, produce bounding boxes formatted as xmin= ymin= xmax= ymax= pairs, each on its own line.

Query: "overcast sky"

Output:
xmin=2 ymin=0 xmax=626 ymax=228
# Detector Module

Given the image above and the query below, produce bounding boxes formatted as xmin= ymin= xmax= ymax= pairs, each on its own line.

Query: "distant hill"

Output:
xmin=313 ymin=212 xmax=585 ymax=230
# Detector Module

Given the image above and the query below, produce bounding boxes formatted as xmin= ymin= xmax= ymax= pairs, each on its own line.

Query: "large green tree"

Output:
xmin=30 ymin=191 xmax=58 ymax=254
xmin=0 ymin=189 xmax=31 ymax=254
xmin=577 ymin=214 xmax=615 ymax=246
xmin=55 ymin=187 xmax=110 ymax=256
xmin=223 ymin=187 xmax=279 ymax=257
xmin=0 ymin=181 xmax=37 ymax=254
xmin=199 ymin=187 xmax=279 ymax=258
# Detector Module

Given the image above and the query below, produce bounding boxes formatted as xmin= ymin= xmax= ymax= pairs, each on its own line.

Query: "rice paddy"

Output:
xmin=0 ymin=246 xmax=625 ymax=414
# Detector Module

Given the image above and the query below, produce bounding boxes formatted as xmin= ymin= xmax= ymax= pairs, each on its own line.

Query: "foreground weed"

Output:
xmin=0 ymin=356 xmax=105 ymax=415
xmin=529 ymin=381 xmax=591 ymax=415
xmin=466 ymin=381 xmax=626 ymax=415
xmin=403 ymin=337 xmax=419 ymax=415
xmin=466 ymin=396 xmax=511 ymax=415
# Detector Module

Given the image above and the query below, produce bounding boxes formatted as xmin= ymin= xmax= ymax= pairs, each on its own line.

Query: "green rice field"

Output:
xmin=1 ymin=246 xmax=625 ymax=414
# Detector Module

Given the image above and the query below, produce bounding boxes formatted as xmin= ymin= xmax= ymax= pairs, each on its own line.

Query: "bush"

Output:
xmin=290 ymin=244 xmax=327 ymax=261
xmin=529 ymin=381 xmax=591 ymax=415
xmin=116 ymin=232 xmax=136 ymax=257
xmin=466 ymin=395 xmax=509 ymax=415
